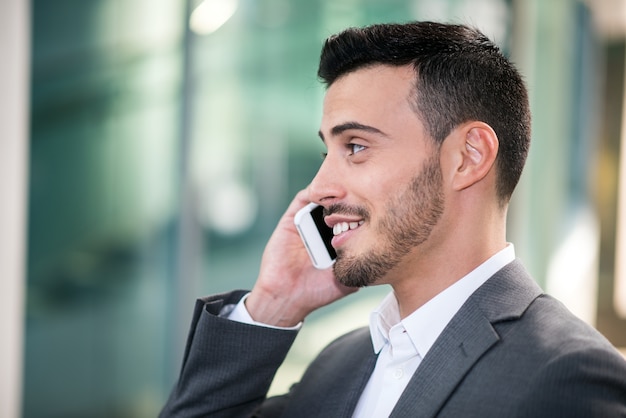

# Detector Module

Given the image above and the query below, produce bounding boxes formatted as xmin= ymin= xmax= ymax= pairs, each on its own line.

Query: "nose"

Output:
xmin=308 ymin=155 xmax=346 ymax=206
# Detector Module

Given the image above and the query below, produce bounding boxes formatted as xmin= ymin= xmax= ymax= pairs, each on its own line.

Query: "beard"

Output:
xmin=330 ymin=154 xmax=444 ymax=287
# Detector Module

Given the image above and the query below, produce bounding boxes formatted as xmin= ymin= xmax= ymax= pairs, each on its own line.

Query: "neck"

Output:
xmin=389 ymin=204 xmax=508 ymax=318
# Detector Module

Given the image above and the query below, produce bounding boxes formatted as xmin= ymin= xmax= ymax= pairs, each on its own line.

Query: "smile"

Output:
xmin=332 ymin=221 xmax=364 ymax=236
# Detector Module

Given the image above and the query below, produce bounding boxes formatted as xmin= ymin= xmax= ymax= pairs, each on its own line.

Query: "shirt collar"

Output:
xmin=369 ymin=244 xmax=516 ymax=356
xmin=370 ymin=292 xmax=400 ymax=354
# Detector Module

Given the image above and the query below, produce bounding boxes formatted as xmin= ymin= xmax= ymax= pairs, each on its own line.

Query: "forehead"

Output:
xmin=320 ymin=64 xmax=425 ymax=140
xmin=323 ymin=64 xmax=416 ymax=110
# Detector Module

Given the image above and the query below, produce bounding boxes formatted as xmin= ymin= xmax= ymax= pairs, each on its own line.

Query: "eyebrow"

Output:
xmin=318 ymin=121 xmax=388 ymax=142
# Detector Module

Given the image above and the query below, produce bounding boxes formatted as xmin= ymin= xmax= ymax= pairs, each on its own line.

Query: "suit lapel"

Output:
xmin=390 ymin=299 xmax=498 ymax=417
xmin=328 ymin=337 xmax=378 ymax=416
xmin=390 ymin=260 xmax=542 ymax=418
xmin=282 ymin=327 xmax=377 ymax=418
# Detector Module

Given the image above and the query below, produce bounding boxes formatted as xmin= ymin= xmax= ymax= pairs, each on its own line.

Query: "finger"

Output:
xmin=284 ymin=189 xmax=312 ymax=217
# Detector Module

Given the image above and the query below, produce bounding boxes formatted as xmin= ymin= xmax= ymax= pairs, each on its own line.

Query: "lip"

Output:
xmin=331 ymin=227 xmax=359 ymax=248
xmin=324 ymin=214 xmax=364 ymax=228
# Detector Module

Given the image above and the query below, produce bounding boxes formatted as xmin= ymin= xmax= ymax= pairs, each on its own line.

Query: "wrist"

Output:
xmin=246 ymin=287 xmax=308 ymax=328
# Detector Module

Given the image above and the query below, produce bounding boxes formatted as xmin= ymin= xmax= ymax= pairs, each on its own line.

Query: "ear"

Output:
xmin=450 ymin=122 xmax=499 ymax=192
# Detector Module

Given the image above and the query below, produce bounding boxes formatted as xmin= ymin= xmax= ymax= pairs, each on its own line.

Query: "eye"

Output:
xmin=349 ymin=143 xmax=367 ymax=155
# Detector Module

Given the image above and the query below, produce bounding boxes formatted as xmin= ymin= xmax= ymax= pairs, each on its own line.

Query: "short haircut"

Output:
xmin=318 ymin=21 xmax=531 ymax=205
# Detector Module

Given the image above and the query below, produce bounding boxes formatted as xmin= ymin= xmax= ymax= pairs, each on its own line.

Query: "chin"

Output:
xmin=333 ymin=251 xmax=394 ymax=288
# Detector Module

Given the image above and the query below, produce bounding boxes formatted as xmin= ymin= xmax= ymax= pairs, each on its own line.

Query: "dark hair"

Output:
xmin=318 ymin=21 xmax=531 ymax=205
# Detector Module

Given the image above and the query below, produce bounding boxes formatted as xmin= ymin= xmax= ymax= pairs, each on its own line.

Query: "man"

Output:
xmin=161 ymin=22 xmax=626 ymax=417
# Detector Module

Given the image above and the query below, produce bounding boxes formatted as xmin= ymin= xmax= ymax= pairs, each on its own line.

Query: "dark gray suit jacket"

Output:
xmin=160 ymin=260 xmax=626 ymax=417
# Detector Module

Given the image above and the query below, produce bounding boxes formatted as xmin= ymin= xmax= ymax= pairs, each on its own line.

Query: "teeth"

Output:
xmin=333 ymin=220 xmax=364 ymax=236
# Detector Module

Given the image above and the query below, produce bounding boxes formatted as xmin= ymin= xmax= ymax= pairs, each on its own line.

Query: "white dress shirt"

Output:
xmin=352 ymin=245 xmax=515 ymax=418
xmin=223 ymin=245 xmax=516 ymax=417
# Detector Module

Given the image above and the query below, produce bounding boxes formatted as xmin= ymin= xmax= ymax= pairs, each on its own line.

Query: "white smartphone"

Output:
xmin=294 ymin=203 xmax=337 ymax=269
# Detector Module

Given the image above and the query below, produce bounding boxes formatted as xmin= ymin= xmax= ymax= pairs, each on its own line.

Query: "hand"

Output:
xmin=246 ymin=189 xmax=357 ymax=327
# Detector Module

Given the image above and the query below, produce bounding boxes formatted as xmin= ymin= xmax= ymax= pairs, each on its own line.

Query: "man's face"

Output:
xmin=312 ymin=64 xmax=445 ymax=287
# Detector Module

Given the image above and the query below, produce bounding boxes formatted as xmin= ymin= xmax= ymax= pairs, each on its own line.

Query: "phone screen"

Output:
xmin=310 ymin=205 xmax=337 ymax=260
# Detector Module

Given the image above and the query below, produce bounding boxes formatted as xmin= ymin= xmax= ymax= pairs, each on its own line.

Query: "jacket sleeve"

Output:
xmin=159 ymin=291 xmax=299 ymax=418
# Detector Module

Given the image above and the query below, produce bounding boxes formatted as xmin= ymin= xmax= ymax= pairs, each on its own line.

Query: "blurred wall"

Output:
xmin=0 ymin=1 xmax=29 ymax=417
xmin=24 ymin=1 xmax=186 ymax=416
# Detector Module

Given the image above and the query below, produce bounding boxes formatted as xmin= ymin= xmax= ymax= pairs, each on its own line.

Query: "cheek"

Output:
xmin=346 ymin=151 xmax=426 ymax=209
xmin=368 ymin=167 xmax=417 ymax=200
